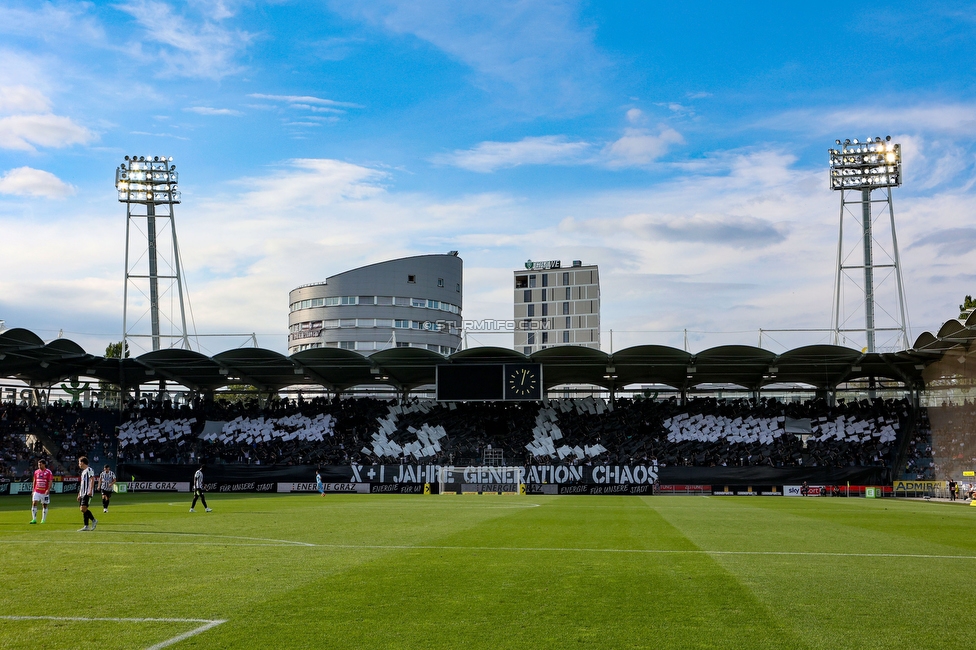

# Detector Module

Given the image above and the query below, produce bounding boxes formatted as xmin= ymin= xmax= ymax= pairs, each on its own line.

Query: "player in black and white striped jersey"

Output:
xmin=77 ymin=457 xmax=97 ymax=532
xmin=190 ymin=465 xmax=212 ymax=513
xmin=98 ymin=465 xmax=116 ymax=513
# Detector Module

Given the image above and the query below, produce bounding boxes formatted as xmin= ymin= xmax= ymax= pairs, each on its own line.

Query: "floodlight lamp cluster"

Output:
xmin=828 ymin=136 xmax=901 ymax=190
xmin=116 ymin=155 xmax=180 ymax=203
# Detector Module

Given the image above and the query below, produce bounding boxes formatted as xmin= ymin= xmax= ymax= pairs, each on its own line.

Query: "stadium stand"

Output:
xmin=0 ymin=395 xmax=922 ymax=476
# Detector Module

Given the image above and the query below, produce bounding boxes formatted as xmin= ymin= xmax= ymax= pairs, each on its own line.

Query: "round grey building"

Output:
xmin=288 ymin=253 xmax=462 ymax=355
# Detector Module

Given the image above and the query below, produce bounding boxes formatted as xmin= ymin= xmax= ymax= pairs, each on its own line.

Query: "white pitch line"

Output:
xmin=48 ymin=530 xmax=316 ymax=547
xmin=145 ymin=619 xmax=226 ymax=650
xmin=0 ymin=616 xmax=226 ymax=650
xmin=3 ymin=535 xmax=973 ymax=561
xmin=301 ymin=543 xmax=976 ymax=561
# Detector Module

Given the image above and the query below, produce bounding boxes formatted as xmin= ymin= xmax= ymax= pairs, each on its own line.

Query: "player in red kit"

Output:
xmin=30 ymin=459 xmax=54 ymax=524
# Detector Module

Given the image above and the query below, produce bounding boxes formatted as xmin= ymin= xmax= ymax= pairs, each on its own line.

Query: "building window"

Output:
xmin=563 ymin=331 xmax=570 ymax=343
xmin=527 ymin=304 xmax=535 ymax=317
xmin=565 ymin=287 xmax=571 ymax=300
xmin=542 ymin=274 xmax=549 ymax=287
xmin=427 ymin=299 xmax=439 ymax=309
xmin=396 ymin=342 xmax=411 ymax=348
xmin=562 ymin=272 xmax=569 ymax=285
xmin=340 ymin=319 xmax=356 ymax=328
xmin=394 ymin=320 xmax=409 ymax=328
xmin=541 ymin=303 xmax=548 ymax=317
xmin=529 ymin=275 xmax=537 ymax=288
xmin=542 ymin=332 xmax=548 ymax=344
xmin=562 ymin=302 xmax=569 ymax=315
xmin=377 ymin=296 xmax=394 ymax=305
xmin=522 ymin=319 xmax=531 ymax=330
xmin=527 ymin=332 xmax=535 ymax=345
xmin=515 ymin=275 xmax=528 ymax=288
xmin=412 ymin=298 xmax=426 ymax=308
xmin=456 ymin=283 xmax=460 ymax=292
xmin=523 ymin=346 xmax=532 ymax=355
xmin=339 ymin=341 xmax=355 ymax=350
xmin=565 ymin=316 xmax=571 ymax=328
xmin=407 ymin=275 xmax=416 ymax=283
xmin=359 ymin=296 xmax=374 ymax=305
xmin=437 ymin=278 xmax=444 ymax=287
xmin=523 ymin=289 xmax=531 ymax=303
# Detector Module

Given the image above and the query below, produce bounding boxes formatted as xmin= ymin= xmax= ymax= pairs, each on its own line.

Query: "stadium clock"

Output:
xmin=504 ymin=363 xmax=542 ymax=400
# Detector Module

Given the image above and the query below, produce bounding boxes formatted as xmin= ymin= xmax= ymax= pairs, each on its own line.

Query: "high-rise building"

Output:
xmin=288 ymin=253 xmax=462 ymax=355
xmin=513 ymin=260 xmax=600 ymax=355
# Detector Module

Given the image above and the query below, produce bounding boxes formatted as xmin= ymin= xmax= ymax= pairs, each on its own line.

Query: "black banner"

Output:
xmin=119 ymin=463 xmax=883 ymax=491
xmin=121 ymin=463 xmax=661 ymax=486
xmin=0 ymin=482 xmax=9 ymax=495
xmin=658 ymin=466 xmax=886 ymax=486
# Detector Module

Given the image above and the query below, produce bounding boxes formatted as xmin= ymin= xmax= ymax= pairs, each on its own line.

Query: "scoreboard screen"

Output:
xmin=436 ymin=364 xmax=503 ymax=401
xmin=435 ymin=363 xmax=543 ymax=401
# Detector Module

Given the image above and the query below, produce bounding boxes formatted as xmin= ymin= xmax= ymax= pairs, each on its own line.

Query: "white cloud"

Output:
xmin=766 ymin=103 xmax=976 ymax=136
xmin=0 ymin=167 xmax=74 ymax=198
xmin=626 ymin=108 xmax=643 ymax=124
xmin=247 ymin=93 xmax=362 ymax=108
xmin=603 ymin=127 xmax=684 ymax=167
xmin=185 ymin=106 xmax=242 ymax=116
xmin=0 ymin=4 xmax=105 ymax=44
xmin=115 ymin=0 xmax=254 ymax=79
xmin=432 ymin=136 xmax=591 ymax=172
xmin=0 ymin=114 xmax=94 ymax=151
xmin=0 ymin=85 xmax=51 ymax=114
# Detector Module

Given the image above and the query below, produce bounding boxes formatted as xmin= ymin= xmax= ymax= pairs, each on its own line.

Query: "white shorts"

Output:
xmin=32 ymin=492 xmax=50 ymax=505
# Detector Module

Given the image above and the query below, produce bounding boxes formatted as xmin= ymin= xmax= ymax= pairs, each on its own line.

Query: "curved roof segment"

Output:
xmin=0 ymin=326 xmax=950 ymax=393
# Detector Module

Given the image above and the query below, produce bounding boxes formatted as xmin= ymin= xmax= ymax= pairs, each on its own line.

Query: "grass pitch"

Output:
xmin=0 ymin=492 xmax=973 ymax=649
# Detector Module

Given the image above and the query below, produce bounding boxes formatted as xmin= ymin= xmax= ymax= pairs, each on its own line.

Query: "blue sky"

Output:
xmin=1 ymin=0 xmax=975 ymax=356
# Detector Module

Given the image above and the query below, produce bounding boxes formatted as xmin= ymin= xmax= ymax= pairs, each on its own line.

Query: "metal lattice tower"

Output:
xmin=117 ymin=155 xmax=191 ymax=353
xmin=829 ymin=137 xmax=911 ymax=352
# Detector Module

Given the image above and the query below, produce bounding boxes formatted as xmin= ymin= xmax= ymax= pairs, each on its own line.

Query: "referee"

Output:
xmin=190 ymin=464 xmax=212 ymax=513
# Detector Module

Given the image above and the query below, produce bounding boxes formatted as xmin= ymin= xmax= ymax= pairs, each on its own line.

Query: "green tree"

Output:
xmin=105 ymin=341 xmax=130 ymax=359
xmin=100 ymin=341 xmax=129 ymax=407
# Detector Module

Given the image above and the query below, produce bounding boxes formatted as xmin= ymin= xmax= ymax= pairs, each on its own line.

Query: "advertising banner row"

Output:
xmin=0 ymin=480 xmax=894 ymax=497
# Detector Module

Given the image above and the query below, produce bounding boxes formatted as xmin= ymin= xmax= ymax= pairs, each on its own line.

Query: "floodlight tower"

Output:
xmin=828 ymin=136 xmax=910 ymax=352
xmin=116 ymin=155 xmax=191 ymax=352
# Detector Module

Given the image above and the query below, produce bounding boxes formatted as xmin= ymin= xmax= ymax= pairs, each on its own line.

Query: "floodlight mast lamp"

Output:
xmin=828 ymin=136 xmax=910 ymax=352
xmin=116 ymin=155 xmax=190 ymax=352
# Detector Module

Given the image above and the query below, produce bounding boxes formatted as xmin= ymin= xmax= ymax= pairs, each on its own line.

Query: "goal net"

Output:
xmin=436 ymin=466 xmax=525 ymax=495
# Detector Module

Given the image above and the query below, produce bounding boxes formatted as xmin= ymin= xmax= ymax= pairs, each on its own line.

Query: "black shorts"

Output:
xmin=101 ymin=490 xmax=113 ymax=499
xmin=80 ymin=495 xmax=91 ymax=507
xmin=194 ymin=488 xmax=204 ymax=497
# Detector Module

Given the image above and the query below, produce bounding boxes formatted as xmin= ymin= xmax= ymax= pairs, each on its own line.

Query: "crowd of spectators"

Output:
xmin=0 ymin=403 xmax=117 ymax=477
xmin=930 ymin=402 xmax=976 ymax=479
xmin=112 ymin=394 xmax=916 ymax=469
xmin=903 ymin=409 xmax=935 ymax=480
xmin=0 ymin=394 xmax=926 ymax=473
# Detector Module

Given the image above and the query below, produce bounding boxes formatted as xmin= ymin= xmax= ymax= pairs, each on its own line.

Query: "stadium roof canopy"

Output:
xmin=0 ymin=325 xmax=959 ymax=394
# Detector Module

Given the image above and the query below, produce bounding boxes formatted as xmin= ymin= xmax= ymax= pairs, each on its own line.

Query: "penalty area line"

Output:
xmin=0 ymin=616 xmax=226 ymax=650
